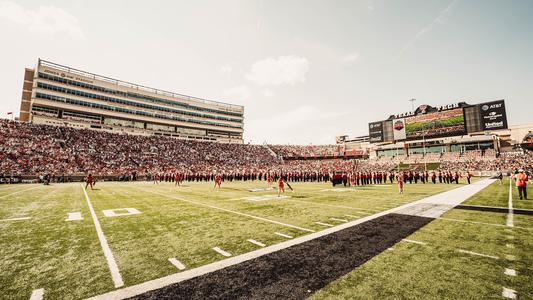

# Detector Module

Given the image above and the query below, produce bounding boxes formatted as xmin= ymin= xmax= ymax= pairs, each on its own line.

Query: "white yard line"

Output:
xmin=88 ymin=179 xmax=496 ymax=300
xmin=315 ymin=222 xmax=334 ymax=227
xmin=0 ymin=216 xmax=31 ymax=222
xmin=274 ymin=232 xmax=293 ymax=239
xmin=457 ymin=249 xmax=499 ymax=259
xmin=507 ymin=178 xmax=514 ymax=228
xmin=29 ymin=288 xmax=44 ymax=300
xmin=402 ymin=239 xmax=427 ymax=245
xmin=168 ymin=258 xmax=186 ymax=270
xmin=0 ymin=185 xmax=42 ymax=199
xmin=330 ymin=218 xmax=348 ymax=223
xmin=66 ymin=212 xmax=82 ymax=221
xmin=504 ymin=268 xmax=517 ymax=276
xmin=502 ymin=287 xmax=517 ymax=299
xmin=345 ymin=214 xmax=360 ymax=219
xmin=213 ymin=247 xmax=232 ymax=257
xmin=82 ymin=186 xmax=124 ymax=288
xmin=247 ymin=239 xmax=266 ymax=247
xmin=143 ymin=189 xmax=315 ymax=233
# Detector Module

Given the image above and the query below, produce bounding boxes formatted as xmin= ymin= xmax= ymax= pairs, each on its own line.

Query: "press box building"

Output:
xmin=19 ymin=59 xmax=244 ymax=143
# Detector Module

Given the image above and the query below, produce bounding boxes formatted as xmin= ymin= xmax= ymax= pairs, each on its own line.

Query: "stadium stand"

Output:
xmin=1 ymin=119 xmax=532 ymax=182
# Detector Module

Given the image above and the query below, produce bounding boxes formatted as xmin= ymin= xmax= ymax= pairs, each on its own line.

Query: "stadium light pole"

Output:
xmin=423 ymin=132 xmax=427 ymax=172
xmin=409 ymin=98 xmax=416 ymax=111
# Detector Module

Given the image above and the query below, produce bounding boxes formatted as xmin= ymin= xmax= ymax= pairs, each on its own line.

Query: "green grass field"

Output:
xmin=312 ymin=178 xmax=533 ymax=300
xmin=1 ymin=178 xmax=531 ymax=299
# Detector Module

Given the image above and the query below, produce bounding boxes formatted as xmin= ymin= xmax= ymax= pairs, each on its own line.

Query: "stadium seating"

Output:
xmin=1 ymin=119 xmax=532 ymax=178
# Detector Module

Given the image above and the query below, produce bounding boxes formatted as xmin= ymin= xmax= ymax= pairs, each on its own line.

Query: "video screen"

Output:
xmin=404 ymin=108 xmax=465 ymax=139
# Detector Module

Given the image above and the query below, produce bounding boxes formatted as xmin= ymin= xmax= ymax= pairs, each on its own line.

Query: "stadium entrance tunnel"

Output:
xmin=129 ymin=213 xmax=433 ymax=300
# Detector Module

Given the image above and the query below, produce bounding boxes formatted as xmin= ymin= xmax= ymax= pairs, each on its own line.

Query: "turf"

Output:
xmin=311 ymin=177 xmax=533 ymax=300
xmin=1 ymin=178 xmax=530 ymax=299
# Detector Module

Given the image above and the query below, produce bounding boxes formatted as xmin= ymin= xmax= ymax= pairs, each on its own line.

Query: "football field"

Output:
xmin=1 ymin=178 xmax=532 ymax=299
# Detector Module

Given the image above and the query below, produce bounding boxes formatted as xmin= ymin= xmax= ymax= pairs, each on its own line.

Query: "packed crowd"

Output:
xmin=269 ymin=144 xmax=343 ymax=158
xmin=1 ymin=119 xmax=532 ymax=183
xmin=0 ymin=119 xmax=278 ymax=177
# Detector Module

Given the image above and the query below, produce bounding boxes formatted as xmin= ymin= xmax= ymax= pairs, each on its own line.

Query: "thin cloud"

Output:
xmin=0 ymin=1 xmax=84 ymax=38
xmin=245 ymin=55 xmax=309 ymax=86
xmin=393 ymin=0 xmax=459 ymax=61
xmin=340 ymin=52 xmax=359 ymax=64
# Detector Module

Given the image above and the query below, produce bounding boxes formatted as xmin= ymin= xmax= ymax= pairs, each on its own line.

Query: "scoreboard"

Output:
xmin=368 ymin=100 xmax=507 ymax=143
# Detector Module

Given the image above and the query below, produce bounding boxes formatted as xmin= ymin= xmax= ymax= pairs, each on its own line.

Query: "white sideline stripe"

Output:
xmin=0 ymin=217 xmax=31 ymax=222
xmin=402 ymin=239 xmax=427 ymax=245
xmin=143 ymin=189 xmax=315 ymax=233
xmin=457 ymin=249 xmax=499 ymax=259
xmin=274 ymin=232 xmax=293 ymax=239
xmin=504 ymin=268 xmax=517 ymax=276
xmin=315 ymin=222 xmax=334 ymax=227
xmin=66 ymin=212 xmax=82 ymax=221
xmin=87 ymin=179 xmax=496 ymax=300
xmin=213 ymin=247 xmax=232 ymax=257
xmin=0 ymin=185 xmax=41 ymax=199
xmin=29 ymin=288 xmax=44 ymax=300
xmin=247 ymin=239 xmax=266 ymax=247
xmin=168 ymin=258 xmax=186 ymax=270
xmin=502 ymin=287 xmax=517 ymax=299
xmin=507 ymin=179 xmax=514 ymax=227
xmin=330 ymin=218 xmax=348 ymax=223
xmin=82 ymin=186 xmax=124 ymax=288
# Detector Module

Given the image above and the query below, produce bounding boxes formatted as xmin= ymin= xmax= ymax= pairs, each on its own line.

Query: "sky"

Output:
xmin=0 ymin=0 xmax=532 ymax=144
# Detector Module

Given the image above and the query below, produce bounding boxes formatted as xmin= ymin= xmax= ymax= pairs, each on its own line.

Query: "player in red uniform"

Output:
xmin=277 ymin=177 xmax=285 ymax=197
xmin=175 ymin=172 xmax=181 ymax=187
xmin=214 ymin=174 xmax=222 ymax=188
xmin=267 ymin=174 xmax=273 ymax=189
xmin=397 ymin=172 xmax=404 ymax=194
xmin=85 ymin=173 xmax=95 ymax=190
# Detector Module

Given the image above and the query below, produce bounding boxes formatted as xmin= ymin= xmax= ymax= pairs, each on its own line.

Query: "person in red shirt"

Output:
xmin=466 ymin=171 xmax=472 ymax=184
xmin=397 ymin=173 xmax=404 ymax=194
xmin=267 ymin=174 xmax=273 ymax=189
xmin=277 ymin=177 xmax=285 ymax=197
xmin=85 ymin=173 xmax=95 ymax=190
xmin=214 ymin=174 xmax=222 ymax=189
xmin=515 ymin=170 xmax=528 ymax=200
xmin=175 ymin=172 xmax=181 ymax=187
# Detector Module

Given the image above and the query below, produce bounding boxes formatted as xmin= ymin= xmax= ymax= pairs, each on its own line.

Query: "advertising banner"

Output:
xmin=480 ymin=100 xmax=507 ymax=131
xmin=368 ymin=121 xmax=384 ymax=143
xmin=393 ymin=118 xmax=406 ymax=140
